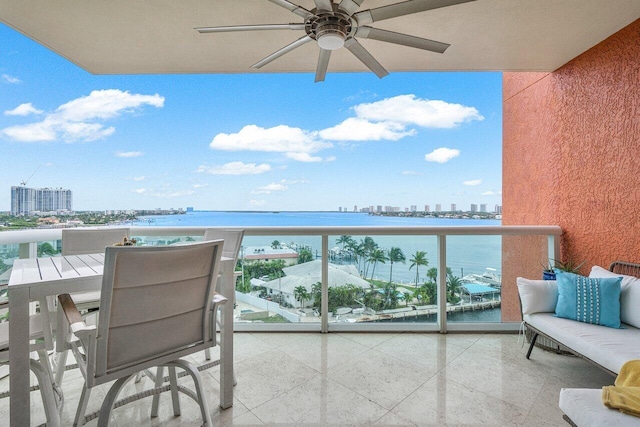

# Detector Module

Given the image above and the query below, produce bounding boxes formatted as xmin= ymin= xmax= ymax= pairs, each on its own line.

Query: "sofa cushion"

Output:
xmin=590 ymin=265 xmax=640 ymax=329
xmin=555 ymin=271 xmax=622 ymax=329
xmin=524 ymin=312 xmax=640 ymax=374
xmin=559 ymin=388 xmax=639 ymax=427
xmin=517 ymin=277 xmax=558 ymax=315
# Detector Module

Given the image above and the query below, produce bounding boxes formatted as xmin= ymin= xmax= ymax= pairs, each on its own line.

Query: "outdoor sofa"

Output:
xmin=517 ymin=261 xmax=640 ymax=426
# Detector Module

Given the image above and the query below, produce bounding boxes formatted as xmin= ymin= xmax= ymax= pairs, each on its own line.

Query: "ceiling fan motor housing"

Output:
xmin=307 ymin=12 xmax=353 ymax=50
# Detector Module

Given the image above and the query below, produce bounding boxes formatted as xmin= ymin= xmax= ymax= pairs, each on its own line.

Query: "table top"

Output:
xmin=9 ymin=253 xmax=105 ymax=289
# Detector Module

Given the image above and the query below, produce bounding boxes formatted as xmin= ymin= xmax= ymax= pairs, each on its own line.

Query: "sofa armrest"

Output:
xmin=517 ymin=277 xmax=558 ymax=315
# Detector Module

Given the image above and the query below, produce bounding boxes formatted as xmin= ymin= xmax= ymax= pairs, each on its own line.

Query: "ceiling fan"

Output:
xmin=195 ymin=0 xmax=475 ymax=82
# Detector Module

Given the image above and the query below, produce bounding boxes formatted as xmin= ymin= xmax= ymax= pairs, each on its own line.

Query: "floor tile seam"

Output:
xmin=326 ymin=367 xmax=434 ymax=413
xmin=235 ymin=368 xmax=324 ymax=411
xmin=337 ymin=332 xmax=399 ymax=349
xmin=437 ymin=370 xmax=539 ymax=415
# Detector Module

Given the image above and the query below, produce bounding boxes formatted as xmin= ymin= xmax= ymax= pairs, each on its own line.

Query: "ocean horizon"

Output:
xmin=134 ymin=210 xmax=503 ymax=286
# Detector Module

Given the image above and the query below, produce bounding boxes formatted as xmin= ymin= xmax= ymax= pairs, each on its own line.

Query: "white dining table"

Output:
xmin=8 ymin=253 xmax=235 ymax=426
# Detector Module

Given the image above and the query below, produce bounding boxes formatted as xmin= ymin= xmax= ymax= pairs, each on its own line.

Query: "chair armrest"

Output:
xmin=211 ymin=293 xmax=228 ymax=313
xmin=58 ymin=293 xmax=96 ymax=338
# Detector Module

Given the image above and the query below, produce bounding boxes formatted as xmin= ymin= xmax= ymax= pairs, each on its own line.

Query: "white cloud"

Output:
xmin=285 ymin=152 xmax=324 ymax=162
xmin=319 ymin=117 xmax=414 ymax=141
xmin=249 ymin=199 xmax=267 ymax=207
xmin=4 ymin=103 xmax=43 ymax=116
xmin=116 ymin=151 xmax=144 ymax=158
xmin=1 ymin=74 xmax=21 ymax=84
xmin=251 ymin=182 xmax=288 ymax=195
xmin=1 ymin=89 xmax=164 ymax=142
xmin=425 ymin=147 xmax=460 ymax=163
xmin=131 ymin=176 xmax=145 ymax=181
xmin=132 ymin=188 xmax=146 ymax=194
xmin=152 ymin=190 xmax=195 ymax=198
xmin=354 ymin=94 xmax=484 ymax=129
xmin=210 ymin=125 xmax=332 ymax=161
xmin=482 ymin=190 xmax=502 ymax=196
xmin=402 ymin=170 xmax=422 ymax=176
xmin=192 ymin=183 xmax=208 ymax=189
xmin=197 ymin=161 xmax=271 ymax=175
xmin=463 ymin=179 xmax=482 ymax=186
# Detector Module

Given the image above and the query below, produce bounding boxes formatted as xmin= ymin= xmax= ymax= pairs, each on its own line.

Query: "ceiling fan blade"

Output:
xmin=354 ymin=0 xmax=475 ymax=25
xmin=339 ymin=0 xmax=365 ymax=15
xmin=355 ymin=26 xmax=449 ymax=53
xmin=344 ymin=38 xmax=388 ymax=78
xmin=268 ymin=0 xmax=314 ymax=19
xmin=315 ymin=48 xmax=331 ymax=82
xmin=252 ymin=35 xmax=313 ymax=69
xmin=314 ymin=0 xmax=334 ymax=13
xmin=196 ymin=23 xmax=305 ymax=33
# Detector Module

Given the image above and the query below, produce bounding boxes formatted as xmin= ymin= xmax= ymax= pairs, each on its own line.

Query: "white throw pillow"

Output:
xmin=589 ymin=265 xmax=640 ymax=328
xmin=517 ymin=277 xmax=558 ymax=315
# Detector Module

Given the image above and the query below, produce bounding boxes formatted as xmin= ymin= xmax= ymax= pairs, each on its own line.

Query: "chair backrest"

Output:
xmin=203 ymin=228 xmax=244 ymax=261
xmin=62 ymin=228 xmax=130 ymax=255
xmin=91 ymin=241 xmax=223 ymax=381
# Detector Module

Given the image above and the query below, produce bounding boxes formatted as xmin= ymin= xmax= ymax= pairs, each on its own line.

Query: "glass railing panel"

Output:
xmin=445 ymin=235 xmax=502 ymax=323
xmin=235 ymin=235 xmax=322 ymax=325
xmin=327 ymin=234 xmax=438 ymax=325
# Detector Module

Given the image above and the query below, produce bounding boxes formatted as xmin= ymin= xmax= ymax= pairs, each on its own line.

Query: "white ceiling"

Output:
xmin=1 ymin=0 xmax=639 ymax=77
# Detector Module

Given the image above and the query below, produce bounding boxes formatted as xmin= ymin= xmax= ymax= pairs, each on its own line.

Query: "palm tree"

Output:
xmin=367 ymin=248 xmax=387 ymax=280
xmin=37 ymin=242 xmax=57 ymax=257
xmin=409 ymin=251 xmax=429 ymax=286
xmin=294 ymin=285 xmax=310 ymax=309
xmin=387 ymin=247 xmax=406 ymax=284
xmin=271 ymin=240 xmax=281 ymax=249
xmin=336 ymin=235 xmax=354 ymax=251
xmin=447 ymin=273 xmax=463 ymax=304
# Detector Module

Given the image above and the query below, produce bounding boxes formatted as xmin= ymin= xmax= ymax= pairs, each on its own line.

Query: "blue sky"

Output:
xmin=0 ymin=23 xmax=502 ymax=212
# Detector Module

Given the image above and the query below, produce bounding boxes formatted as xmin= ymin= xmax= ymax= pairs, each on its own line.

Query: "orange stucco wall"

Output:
xmin=501 ymin=19 xmax=640 ymax=322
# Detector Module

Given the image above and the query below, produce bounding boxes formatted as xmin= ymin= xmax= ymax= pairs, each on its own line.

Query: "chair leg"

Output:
xmin=170 ymin=359 xmax=213 ymax=427
xmin=204 ymin=347 xmax=211 ymax=360
xmin=150 ymin=366 xmax=164 ymax=418
xmin=97 ymin=374 xmax=134 ymax=427
xmin=74 ymin=382 xmax=92 ymax=427
xmin=29 ymin=359 xmax=61 ymax=427
xmin=526 ymin=332 xmax=538 ymax=359
xmin=54 ymin=350 xmax=68 ymax=386
xmin=168 ymin=366 xmax=181 ymax=416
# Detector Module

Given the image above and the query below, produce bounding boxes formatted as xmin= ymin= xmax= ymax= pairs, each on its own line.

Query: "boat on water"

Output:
xmin=461 ymin=267 xmax=501 ymax=289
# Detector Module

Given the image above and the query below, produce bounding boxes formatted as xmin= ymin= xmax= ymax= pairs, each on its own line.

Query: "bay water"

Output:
xmin=134 ymin=211 xmax=502 ymax=286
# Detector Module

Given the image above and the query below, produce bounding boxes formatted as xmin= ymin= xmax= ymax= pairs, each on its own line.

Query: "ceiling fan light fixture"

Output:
xmin=317 ymin=32 xmax=345 ymax=50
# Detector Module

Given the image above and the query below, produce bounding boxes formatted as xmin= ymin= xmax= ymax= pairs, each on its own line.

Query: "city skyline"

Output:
xmin=1 ymin=23 xmax=502 ymax=212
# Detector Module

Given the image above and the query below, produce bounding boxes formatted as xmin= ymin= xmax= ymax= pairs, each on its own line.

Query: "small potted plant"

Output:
xmin=542 ymin=258 xmax=586 ymax=280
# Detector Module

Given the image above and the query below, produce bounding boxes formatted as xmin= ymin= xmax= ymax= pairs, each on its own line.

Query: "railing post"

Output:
xmin=437 ymin=235 xmax=447 ymax=334
xmin=548 ymin=234 xmax=560 ymax=264
xmin=321 ymin=234 xmax=329 ymax=333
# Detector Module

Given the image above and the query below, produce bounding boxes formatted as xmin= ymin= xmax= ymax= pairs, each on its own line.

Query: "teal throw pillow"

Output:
xmin=555 ymin=271 xmax=622 ymax=328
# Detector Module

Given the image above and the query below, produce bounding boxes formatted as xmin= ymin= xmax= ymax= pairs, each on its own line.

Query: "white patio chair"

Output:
xmin=0 ymin=292 xmax=62 ymax=426
xmin=55 ymin=228 xmax=130 ymax=384
xmin=58 ymin=240 xmax=227 ymax=426
xmin=202 ymin=228 xmax=244 ymax=362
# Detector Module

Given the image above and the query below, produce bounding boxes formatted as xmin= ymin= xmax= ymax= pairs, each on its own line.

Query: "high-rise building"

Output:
xmin=424 ymin=204 xmax=430 ymax=212
xmin=11 ymin=186 xmax=73 ymax=216
xmin=495 ymin=204 xmax=503 ymax=214
xmin=480 ymin=204 xmax=487 ymax=212
xmin=451 ymin=203 xmax=457 ymax=212
xmin=435 ymin=204 xmax=441 ymax=212
xmin=410 ymin=205 xmax=417 ymax=212
xmin=470 ymin=204 xmax=478 ymax=212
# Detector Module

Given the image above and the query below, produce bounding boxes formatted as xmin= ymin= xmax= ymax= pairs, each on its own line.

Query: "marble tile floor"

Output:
xmin=1 ymin=332 xmax=616 ymax=426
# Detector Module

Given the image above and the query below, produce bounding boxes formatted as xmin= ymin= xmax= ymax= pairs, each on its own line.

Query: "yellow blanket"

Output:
xmin=602 ymin=360 xmax=640 ymax=417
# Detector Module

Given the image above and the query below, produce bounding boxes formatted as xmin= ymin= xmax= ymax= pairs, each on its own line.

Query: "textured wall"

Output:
xmin=502 ymin=19 xmax=640 ymax=322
